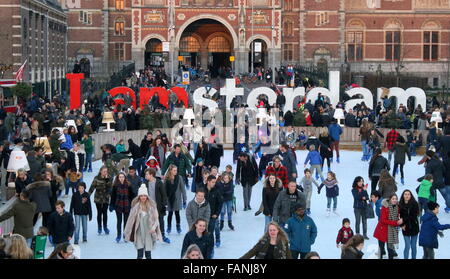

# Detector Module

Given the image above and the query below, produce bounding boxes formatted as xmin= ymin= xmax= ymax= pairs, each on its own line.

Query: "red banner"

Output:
xmin=66 ymin=73 xmax=84 ymax=110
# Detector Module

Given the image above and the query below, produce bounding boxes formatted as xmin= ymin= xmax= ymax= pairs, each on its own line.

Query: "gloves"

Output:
xmin=108 ymin=204 xmax=115 ymax=212
xmin=438 ymin=231 xmax=444 ymax=238
xmin=183 ymin=202 xmax=187 ymax=210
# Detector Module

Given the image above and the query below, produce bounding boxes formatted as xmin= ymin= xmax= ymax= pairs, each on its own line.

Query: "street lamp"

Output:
xmin=251 ymin=0 xmax=254 ymax=75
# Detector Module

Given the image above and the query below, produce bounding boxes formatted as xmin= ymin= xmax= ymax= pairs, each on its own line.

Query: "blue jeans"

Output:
xmin=264 ymin=216 xmax=273 ymax=233
xmin=327 ymin=196 xmax=337 ymax=209
xmin=418 ymin=197 xmax=429 ymax=216
xmin=84 ymin=152 xmax=93 ymax=170
xmin=132 ymin=158 xmax=145 ymax=176
xmin=74 ymin=215 xmax=88 ymax=243
xmin=26 ymin=238 xmax=32 ymax=247
xmin=220 ymin=200 xmax=233 ymax=222
xmin=403 ymin=234 xmax=418 ymax=259
xmin=66 ymin=180 xmax=80 ymax=195
xmin=388 ymin=150 xmax=394 ymax=166
xmin=361 ymin=140 xmax=369 ymax=158
xmin=438 ymin=186 xmax=450 ymax=209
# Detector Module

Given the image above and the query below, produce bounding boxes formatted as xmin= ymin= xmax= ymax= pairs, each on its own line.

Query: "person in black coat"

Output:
xmin=48 ymin=200 xmax=75 ymax=245
xmin=399 ymin=189 xmax=420 ymax=259
xmin=424 ymin=151 xmax=447 ymax=208
xmin=204 ymin=175 xmax=223 ymax=246
xmin=15 ymin=169 xmax=32 ymax=195
xmin=181 ymin=218 xmax=214 ymax=259
xmin=368 ymin=148 xmax=390 ymax=194
xmin=236 ymin=152 xmax=259 ymax=211
xmin=69 ymin=182 xmax=92 ymax=244
xmin=126 ymin=139 xmax=145 ymax=176
xmin=443 ymin=152 xmax=450 ymax=212
xmin=205 ymin=142 xmax=224 ymax=169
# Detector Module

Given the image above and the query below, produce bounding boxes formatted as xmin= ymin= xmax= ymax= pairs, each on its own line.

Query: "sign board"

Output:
xmin=182 ymin=71 xmax=190 ymax=85
xmin=178 ymin=56 xmax=183 ymax=61
xmin=254 ymin=42 xmax=262 ymax=52
xmin=162 ymin=42 xmax=170 ymax=52
xmin=229 ymin=56 xmax=235 ymax=62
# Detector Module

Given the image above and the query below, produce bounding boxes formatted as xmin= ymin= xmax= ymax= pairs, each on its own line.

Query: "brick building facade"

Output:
xmin=62 ymin=0 xmax=450 ymax=86
xmin=0 ymin=0 xmax=67 ymax=99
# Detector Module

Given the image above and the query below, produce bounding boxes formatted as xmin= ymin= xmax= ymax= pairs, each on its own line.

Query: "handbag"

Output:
xmin=365 ymin=202 xmax=375 ymax=219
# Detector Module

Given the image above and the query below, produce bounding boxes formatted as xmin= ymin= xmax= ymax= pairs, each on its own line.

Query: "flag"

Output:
xmin=15 ymin=59 xmax=27 ymax=82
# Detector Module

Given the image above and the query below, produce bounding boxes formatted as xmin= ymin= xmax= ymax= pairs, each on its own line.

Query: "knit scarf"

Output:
xmin=166 ymin=175 xmax=179 ymax=209
xmin=323 ymin=179 xmax=338 ymax=188
xmin=387 ymin=203 xmax=399 ymax=249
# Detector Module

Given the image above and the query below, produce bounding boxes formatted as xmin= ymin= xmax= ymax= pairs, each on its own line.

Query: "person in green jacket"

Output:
xmin=0 ymin=190 xmax=37 ymax=246
xmin=418 ymin=174 xmax=435 ymax=216
xmin=81 ymin=133 xmax=93 ymax=172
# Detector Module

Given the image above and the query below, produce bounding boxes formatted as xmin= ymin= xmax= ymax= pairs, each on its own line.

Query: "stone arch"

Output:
xmin=175 ymin=14 xmax=238 ymax=50
xmin=246 ymin=34 xmax=271 ymax=50
xmin=384 ymin=18 xmax=403 ymax=30
xmin=421 ymin=19 xmax=442 ymax=30
xmin=346 ymin=18 xmax=366 ymax=29
xmin=140 ymin=33 xmax=167 ymax=49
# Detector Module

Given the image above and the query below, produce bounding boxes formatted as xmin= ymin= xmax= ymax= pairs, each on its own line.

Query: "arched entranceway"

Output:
xmin=178 ymin=18 xmax=233 ymax=78
xmin=145 ymin=38 xmax=163 ymax=67
xmin=248 ymin=39 xmax=267 ymax=72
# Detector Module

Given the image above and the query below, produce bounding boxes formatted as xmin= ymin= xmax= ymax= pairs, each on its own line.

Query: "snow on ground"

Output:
xmin=42 ymin=150 xmax=450 ymax=259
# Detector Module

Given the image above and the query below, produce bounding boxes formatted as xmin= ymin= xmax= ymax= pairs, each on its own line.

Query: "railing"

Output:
xmin=0 ymin=197 xmax=17 ymax=235
xmin=91 ymin=126 xmax=429 ymax=161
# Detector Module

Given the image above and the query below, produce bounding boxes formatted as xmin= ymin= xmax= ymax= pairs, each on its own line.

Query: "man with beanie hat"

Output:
xmin=285 ymin=203 xmax=317 ymax=259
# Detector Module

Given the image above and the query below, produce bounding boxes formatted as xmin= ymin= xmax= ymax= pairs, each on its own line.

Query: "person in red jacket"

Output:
xmin=304 ymin=109 xmax=312 ymax=126
xmin=374 ymin=193 xmax=403 ymax=259
xmin=265 ymin=155 xmax=289 ymax=188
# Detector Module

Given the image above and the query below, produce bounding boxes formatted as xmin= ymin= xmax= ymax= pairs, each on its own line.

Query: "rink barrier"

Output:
xmin=91 ymin=127 xmax=428 ymax=160
xmin=0 ymin=197 xmax=16 ymax=235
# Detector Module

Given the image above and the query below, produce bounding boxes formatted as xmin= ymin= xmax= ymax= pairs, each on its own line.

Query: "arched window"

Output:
xmin=208 ymin=36 xmax=231 ymax=52
xmin=422 ymin=20 xmax=441 ymax=61
xmin=180 ymin=36 xmax=201 ymax=52
xmin=346 ymin=19 xmax=365 ymax=61
xmin=114 ymin=18 xmax=125 ymax=36
xmin=283 ymin=19 xmax=294 ymax=37
xmin=146 ymin=38 xmax=162 ymax=52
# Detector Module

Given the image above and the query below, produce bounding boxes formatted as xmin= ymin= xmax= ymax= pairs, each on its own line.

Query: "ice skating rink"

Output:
xmin=45 ymin=150 xmax=450 ymax=259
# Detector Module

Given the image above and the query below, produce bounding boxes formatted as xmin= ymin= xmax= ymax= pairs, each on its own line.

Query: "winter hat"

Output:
xmin=138 ymin=184 xmax=149 ymax=197
xmin=196 ymin=158 xmax=204 ymax=164
xmin=293 ymin=203 xmax=305 ymax=212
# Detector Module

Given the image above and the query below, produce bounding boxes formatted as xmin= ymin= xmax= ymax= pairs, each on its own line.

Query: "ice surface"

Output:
xmin=44 ymin=150 xmax=450 ymax=259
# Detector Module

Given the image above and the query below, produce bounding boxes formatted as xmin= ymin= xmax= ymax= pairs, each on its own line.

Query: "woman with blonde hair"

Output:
xmin=163 ymin=164 xmax=187 ymax=234
xmin=124 ymin=184 xmax=162 ymax=259
xmin=7 ymin=234 xmax=33 ymax=259
xmin=240 ymin=221 xmax=292 ymax=259
xmin=182 ymin=244 xmax=204 ymax=259
xmin=319 ymin=128 xmax=333 ymax=172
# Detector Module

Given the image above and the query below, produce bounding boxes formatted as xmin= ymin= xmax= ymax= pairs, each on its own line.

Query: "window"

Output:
xmin=283 ymin=20 xmax=294 ymax=37
xmin=115 ymin=0 xmax=125 ymax=10
xmin=208 ymin=37 xmax=231 ymax=52
xmin=315 ymin=12 xmax=329 ymax=27
xmin=114 ymin=43 xmax=125 ymax=61
xmin=180 ymin=36 xmax=200 ymax=53
xmin=285 ymin=0 xmax=293 ymax=11
xmin=78 ymin=11 xmax=92 ymax=25
xmin=347 ymin=31 xmax=363 ymax=61
xmin=423 ymin=31 xmax=438 ymax=61
xmin=114 ymin=19 xmax=125 ymax=36
xmin=385 ymin=31 xmax=401 ymax=61
xmin=283 ymin=44 xmax=293 ymax=61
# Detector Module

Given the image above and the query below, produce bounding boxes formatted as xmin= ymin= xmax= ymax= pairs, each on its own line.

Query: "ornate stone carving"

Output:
xmin=228 ymin=14 xmax=237 ymax=21
xmin=177 ymin=13 xmax=186 ymax=20
xmin=144 ymin=10 xmax=164 ymax=23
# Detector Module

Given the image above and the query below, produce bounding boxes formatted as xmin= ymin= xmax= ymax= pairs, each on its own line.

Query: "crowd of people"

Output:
xmin=0 ymin=70 xmax=450 ymax=259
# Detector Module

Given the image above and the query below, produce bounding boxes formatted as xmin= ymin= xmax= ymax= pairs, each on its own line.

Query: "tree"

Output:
xmin=11 ymin=82 xmax=32 ymax=99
